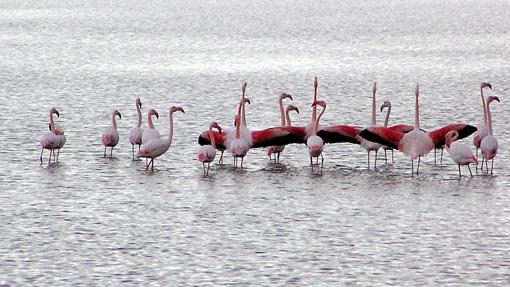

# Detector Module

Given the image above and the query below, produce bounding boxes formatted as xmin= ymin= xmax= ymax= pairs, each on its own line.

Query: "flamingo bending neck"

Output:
xmin=136 ymin=99 xmax=142 ymax=128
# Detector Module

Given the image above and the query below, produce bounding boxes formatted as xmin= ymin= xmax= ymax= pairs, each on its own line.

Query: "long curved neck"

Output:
xmin=285 ymin=109 xmax=292 ymax=127
xmin=235 ymin=119 xmax=240 ymax=139
xmin=414 ymin=94 xmax=420 ymax=129
xmin=279 ymin=97 xmax=285 ymax=127
xmin=486 ymin=99 xmax=494 ymax=135
xmin=481 ymin=87 xmax=488 ymax=125
xmin=148 ymin=112 xmax=154 ymax=129
xmin=311 ymin=85 xmax=317 ymax=123
xmin=209 ymin=126 xmax=216 ymax=148
xmin=167 ymin=112 xmax=174 ymax=145
xmin=136 ymin=103 xmax=142 ymax=128
xmin=242 ymin=90 xmax=247 ymax=127
xmin=49 ymin=111 xmax=56 ymax=132
xmin=112 ymin=113 xmax=118 ymax=130
xmin=371 ymin=89 xmax=376 ymax=126
xmin=237 ymin=99 xmax=243 ymax=123
xmin=313 ymin=105 xmax=325 ymax=136
xmin=384 ymin=106 xmax=391 ymax=128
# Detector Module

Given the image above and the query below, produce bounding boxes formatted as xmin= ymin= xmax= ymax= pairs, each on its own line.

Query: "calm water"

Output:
xmin=1 ymin=0 xmax=510 ymax=285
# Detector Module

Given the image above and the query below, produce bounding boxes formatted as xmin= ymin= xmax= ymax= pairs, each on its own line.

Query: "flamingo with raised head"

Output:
xmin=305 ymin=77 xmax=321 ymax=140
xmin=360 ymin=85 xmax=477 ymax=175
xmin=142 ymin=108 xmax=160 ymax=144
xmin=307 ymin=100 xmax=326 ymax=168
xmin=129 ymin=98 xmax=143 ymax=160
xmin=474 ymin=82 xmax=492 ymax=166
xmin=267 ymin=92 xmax=293 ymax=162
xmin=198 ymin=122 xmax=222 ymax=175
xmin=480 ymin=96 xmax=500 ymax=175
xmin=380 ymin=100 xmax=393 ymax=164
xmin=227 ymin=98 xmax=252 ymax=168
xmin=40 ymin=107 xmax=60 ymax=165
xmin=445 ymin=130 xmax=477 ymax=178
xmin=137 ymin=106 xmax=184 ymax=171
xmin=359 ymin=82 xmax=382 ymax=168
xmin=102 ymin=109 xmax=121 ymax=158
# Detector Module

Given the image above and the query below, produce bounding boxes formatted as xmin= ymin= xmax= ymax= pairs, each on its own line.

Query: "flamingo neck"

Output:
xmin=167 ymin=112 xmax=174 ymax=145
xmin=136 ymin=103 xmax=142 ymax=128
xmin=49 ymin=110 xmax=56 ymax=132
xmin=242 ymin=90 xmax=247 ymax=127
xmin=371 ymin=89 xmax=376 ymax=126
xmin=148 ymin=112 xmax=155 ymax=129
xmin=236 ymin=99 xmax=243 ymax=123
xmin=481 ymin=87 xmax=488 ymax=125
xmin=279 ymin=97 xmax=285 ymax=127
xmin=414 ymin=94 xmax=420 ymax=129
xmin=285 ymin=109 xmax=292 ymax=127
xmin=235 ymin=119 xmax=240 ymax=139
xmin=112 ymin=113 xmax=118 ymax=130
xmin=486 ymin=99 xmax=494 ymax=135
xmin=311 ymin=86 xmax=317 ymax=123
xmin=383 ymin=106 xmax=391 ymax=128
xmin=209 ymin=126 xmax=216 ymax=148
xmin=313 ymin=105 xmax=325 ymax=136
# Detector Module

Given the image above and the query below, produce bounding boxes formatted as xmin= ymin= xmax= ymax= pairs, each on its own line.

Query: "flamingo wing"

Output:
xmin=428 ymin=123 xmax=477 ymax=148
xmin=198 ymin=130 xmax=227 ymax=150
xmin=251 ymin=126 xmax=306 ymax=148
xmin=388 ymin=124 xmax=414 ymax=133
xmin=359 ymin=127 xmax=405 ymax=150
xmin=317 ymin=125 xmax=362 ymax=144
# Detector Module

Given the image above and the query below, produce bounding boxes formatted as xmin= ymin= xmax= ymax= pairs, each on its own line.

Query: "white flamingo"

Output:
xmin=473 ymin=82 xmax=492 ymax=168
xmin=267 ymin=92 xmax=293 ymax=162
xmin=137 ymin=106 xmax=184 ymax=171
xmin=380 ymin=100 xmax=393 ymax=164
xmin=480 ymin=96 xmax=500 ymax=175
xmin=142 ymin=108 xmax=160 ymax=144
xmin=307 ymin=100 xmax=326 ymax=169
xmin=359 ymin=82 xmax=382 ymax=168
xmin=40 ymin=107 xmax=60 ymax=165
xmin=129 ymin=98 xmax=143 ymax=160
xmin=198 ymin=122 xmax=222 ymax=175
xmin=226 ymin=97 xmax=252 ymax=168
xmin=102 ymin=109 xmax=121 ymax=158
xmin=445 ymin=130 xmax=477 ymax=178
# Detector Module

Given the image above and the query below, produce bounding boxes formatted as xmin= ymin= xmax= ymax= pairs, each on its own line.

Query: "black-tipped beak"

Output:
xmin=296 ymin=108 xmax=300 ymax=114
xmin=155 ymin=112 xmax=159 ymax=119
xmin=56 ymin=111 xmax=60 ymax=117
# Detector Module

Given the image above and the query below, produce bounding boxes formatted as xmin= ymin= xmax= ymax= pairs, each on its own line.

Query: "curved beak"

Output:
xmin=55 ymin=110 xmax=60 ymax=117
xmin=155 ymin=111 xmax=159 ymax=119
xmin=118 ymin=112 xmax=122 ymax=119
xmin=245 ymin=98 xmax=251 ymax=105
xmin=177 ymin=107 xmax=185 ymax=113
xmin=380 ymin=105 xmax=385 ymax=112
xmin=494 ymin=96 xmax=500 ymax=102
xmin=140 ymin=101 xmax=142 ymax=109
xmin=295 ymin=107 xmax=300 ymax=114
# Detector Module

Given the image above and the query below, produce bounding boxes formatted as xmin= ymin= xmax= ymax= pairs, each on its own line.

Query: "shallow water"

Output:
xmin=1 ymin=0 xmax=510 ymax=285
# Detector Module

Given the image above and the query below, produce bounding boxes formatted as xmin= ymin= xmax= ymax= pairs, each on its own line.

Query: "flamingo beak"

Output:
xmin=140 ymin=102 xmax=142 ymax=109
xmin=178 ymin=107 xmax=185 ymax=113
xmin=118 ymin=112 xmax=122 ymax=119
xmin=155 ymin=111 xmax=159 ymax=119
xmin=245 ymin=98 xmax=251 ymax=105
xmin=288 ymin=94 xmax=293 ymax=100
xmin=295 ymin=107 xmax=300 ymax=114
xmin=314 ymin=77 xmax=318 ymax=88
xmin=56 ymin=111 xmax=60 ymax=117
xmin=495 ymin=96 xmax=500 ymax=102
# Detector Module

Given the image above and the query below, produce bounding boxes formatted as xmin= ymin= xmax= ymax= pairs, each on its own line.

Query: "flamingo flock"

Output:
xmin=40 ymin=79 xmax=502 ymax=179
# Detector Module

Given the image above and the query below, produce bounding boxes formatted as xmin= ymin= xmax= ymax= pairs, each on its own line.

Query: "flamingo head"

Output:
xmin=415 ymin=85 xmax=420 ymax=97
xmin=287 ymin=104 xmax=299 ymax=114
xmin=279 ymin=92 xmax=293 ymax=101
xmin=242 ymin=97 xmax=251 ymax=105
xmin=372 ymin=82 xmax=377 ymax=94
xmin=210 ymin=121 xmax=222 ymax=134
xmin=50 ymin=107 xmax=60 ymax=117
xmin=380 ymin=100 xmax=391 ymax=112
xmin=480 ymin=82 xmax=492 ymax=90
xmin=149 ymin=108 xmax=159 ymax=119
xmin=487 ymin=96 xmax=500 ymax=104
xmin=311 ymin=100 xmax=326 ymax=109
xmin=170 ymin=106 xmax=185 ymax=114
xmin=314 ymin=77 xmax=318 ymax=90
xmin=445 ymin=130 xmax=459 ymax=148
xmin=242 ymin=82 xmax=247 ymax=97
xmin=113 ymin=109 xmax=121 ymax=119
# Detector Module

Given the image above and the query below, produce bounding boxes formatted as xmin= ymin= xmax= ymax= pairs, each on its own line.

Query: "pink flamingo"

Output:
xmin=480 ymin=96 xmax=500 ymax=175
xmin=445 ymin=130 xmax=477 ymax=178
xmin=49 ymin=121 xmax=66 ymax=162
xmin=380 ymin=100 xmax=393 ymax=163
xmin=305 ymin=77 xmax=321 ymax=140
xmin=102 ymin=109 xmax=121 ymax=158
xmin=360 ymin=85 xmax=476 ymax=175
xmin=307 ymin=100 xmax=326 ymax=168
xmin=267 ymin=92 xmax=293 ymax=162
xmin=40 ymin=107 xmax=60 ymax=165
xmin=359 ymin=82 xmax=382 ymax=168
xmin=129 ymin=98 xmax=143 ymax=160
xmin=142 ymin=108 xmax=160 ymax=144
xmin=227 ymin=98 xmax=252 ymax=168
xmin=198 ymin=122 xmax=222 ymax=175
xmin=137 ymin=106 xmax=184 ymax=171
xmin=473 ymin=82 xmax=492 ymax=168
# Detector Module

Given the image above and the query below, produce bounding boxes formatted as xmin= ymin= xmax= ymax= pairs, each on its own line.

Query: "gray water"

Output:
xmin=1 ymin=0 xmax=510 ymax=285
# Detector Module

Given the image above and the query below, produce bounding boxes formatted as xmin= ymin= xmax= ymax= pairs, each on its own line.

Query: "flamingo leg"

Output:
xmin=57 ymin=149 xmax=60 ymax=162
xmin=367 ymin=151 xmax=370 ymax=169
xmin=491 ymin=159 xmax=494 ymax=175
xmin=384 ymin=149 xmax=387 ymax=164
xmin=434 ymin=148 xmax=437 ymax=165
xmin=241 ymin=157 xmax=244 ymax=169
xmin=310 ymin=156 xmax=313 ymax=166
xmin=202 ymin=163 xmax=206 ymax=175
xmin=480 ymin=157 xmax=484 ymax=172
xmin=104 ymin=146 xmax=107 ymax=158
xmin=417 ymin=156 xmax=421 ymax=174
xmin=219 ymin=151 xmax=224 ymax=164
xmin=458 ymin=164 xmax=461 ymax=178
xmin=277 ymin=152 xmax=280 ymax=163
xmin=411 ymin=158 xmax=414 ymax=176
xmin=110 ymin=147 xmax=113 ymax=158
xmin=468 ymin=165 xmax=473 ymax=178
xmin=40 ymin=148 xmax=44 ymax=164
xmin=48 ymin=150 xmax=52 ymax=165
xmin=374 ymin=150 xmax=378 ymax=168
xmin=440 ymin=148 xmax=443 ymax=165
xmin=320 ymin=153 xmax=324 ymax=168
xmin=391 ymin=149 xmax=394 ymax=164
xmin=132 ymin=144 xmax=135 ymax=161
xmin=486 ymin=158 xmax=489 ymax=174
xmin=151 ymin=159 xmax=154 ymax=171
xmin=207 ymin=163 xmax=211 ymax=175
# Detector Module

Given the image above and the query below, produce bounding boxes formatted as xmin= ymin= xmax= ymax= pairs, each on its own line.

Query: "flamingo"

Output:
xmin=137 ymin=106 xmax=184 ymax=171
xmin=307 ymin=100 xmax=326 ymax=168
xmin=473 ymin=82 xmax=492 ymax=168
xmin=359 ymin=82 xmax=382 ymax=169
xmin=102 ymin=109 xmax=121 ymax=158
xmin=380 ymin=100 xmax=393 ymax=164
xmin=305 ymin=77 xmax=321 ymax=140
xmin=40 ymin=107 xmax=60 ymax=165
xmin=142 ymin=108 xmax=160 ymax=144
xmin=129 ymin=98 xmax=143 ymax=160
xmin=480 ymin=96 xmax=500 ymax=175
xmin=227 ymin=98 xmax=252 ymax=168
xmin=48 ymin=123 xmax=66 ymax=162
xmin=445 ymin=130 xmax=477 ymax=178
xmin=359 ymin=85 xmax=477 ymax=175
xmin=267 ymin=92 xmax=293 ymax=162
xmin=198 ymin=122 xmax=222 ymax=175
xmin=285 ymin=104 xmax=300 ymax=127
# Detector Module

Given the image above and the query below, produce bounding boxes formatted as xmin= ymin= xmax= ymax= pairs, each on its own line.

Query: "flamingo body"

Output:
xmin=448 ymin=142 xmax=477 ymax=166
xmin=130 ymin=127 xmax=143 ymax=146
xmin=307 ymin=135 xmax=324 ymax=157
xmin=102 ymin=127 xmax=119 ymax=147
xmin=198 ymin=145 xmax=216 ymax=163
xmin=480 ymin=135 xmax=498 ymax=161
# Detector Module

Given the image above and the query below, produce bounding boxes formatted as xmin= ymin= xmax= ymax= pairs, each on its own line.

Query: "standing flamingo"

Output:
xmin=380 ymin=100 xmax=393 ymax=164
xmin=198 ymin=122 xmax=222 ymax=175
xmin=305 ymin=77 xmax=321 ymax=140
xmin=137 ymin=106 xmax=185 ymax=171
xmin=40 ymin=107 xmax=60 ymax=165
xmin=227 ymin=98 xmax=252 ymax=168
xmin=359 ymin=82 xmax=382 ymax=168
xmin=307 ymin=100 xmax=326 ymax=169
xmin=445 ymin=130 xmax=477 ymax=178
xmin=359 ymin=85 xmax=476 ymax=175
xmin=102 ymin=109 xmax=121 ymax=158
xmin=473 ymin=82 xmax=492 ymax=168
xmin=267 ymin=92 xmax=293 ymax=162
xmin=480 ymin=96 xmax=500 ymax=175
xmin=129 ymin=98 xmax=143 ymax=160
xmin=49 ymin=121 xmax=66 ymax=162
xmin=142 ymin=108 xmax=160 ymax=144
